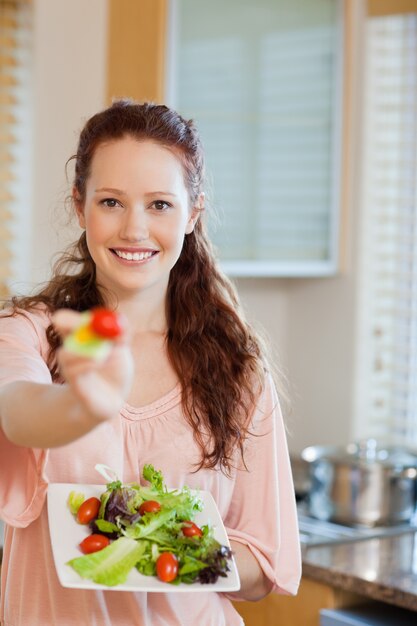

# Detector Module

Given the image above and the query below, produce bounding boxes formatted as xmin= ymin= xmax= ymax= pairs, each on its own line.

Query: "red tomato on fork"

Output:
xmin=90 ymin=308 xmax=125 ymax=339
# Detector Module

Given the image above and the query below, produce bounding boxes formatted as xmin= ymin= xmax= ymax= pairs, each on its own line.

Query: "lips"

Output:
xmin=110 ymin=248 xmax=159 ymax=262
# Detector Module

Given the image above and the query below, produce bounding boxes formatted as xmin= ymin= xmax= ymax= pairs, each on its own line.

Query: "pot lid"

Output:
xmin=301 ymin=439 xmax=417 ymax=468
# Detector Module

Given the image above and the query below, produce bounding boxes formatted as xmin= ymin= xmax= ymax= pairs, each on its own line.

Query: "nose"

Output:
xmin=120 ymin=206 xmax=149 ymax=242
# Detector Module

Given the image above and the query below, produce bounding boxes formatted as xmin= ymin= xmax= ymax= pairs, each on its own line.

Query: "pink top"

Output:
xmin=0 ymin=308 xmax=301 ymax=626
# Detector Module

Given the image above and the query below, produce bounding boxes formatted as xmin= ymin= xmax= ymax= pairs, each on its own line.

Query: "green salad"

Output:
xmin=66 ymin=465 xmax=233 ymax=587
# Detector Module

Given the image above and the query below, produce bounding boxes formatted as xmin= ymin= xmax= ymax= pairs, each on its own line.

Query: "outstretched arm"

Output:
xmin=0 ymin=310 xmax=134 ymax=448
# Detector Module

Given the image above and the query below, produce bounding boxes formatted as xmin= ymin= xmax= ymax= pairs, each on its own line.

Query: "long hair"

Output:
xmin=7 ymin=100 xmax=267 ymax=474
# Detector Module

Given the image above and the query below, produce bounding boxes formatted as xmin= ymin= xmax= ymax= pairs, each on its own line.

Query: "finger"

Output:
xmin=52 ymin=309 xmax=85 ymax=337
xmin=58 ymin=349 xmax=99 ymax=376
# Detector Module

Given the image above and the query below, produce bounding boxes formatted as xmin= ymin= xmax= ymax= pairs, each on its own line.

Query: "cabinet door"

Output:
xmin=106 ymin=0 xmax=168 ymax=104
xmin=233 ymin=578 xmax=364 ymax=626
xmin=167 ymin=0 xmax=345 ymax=277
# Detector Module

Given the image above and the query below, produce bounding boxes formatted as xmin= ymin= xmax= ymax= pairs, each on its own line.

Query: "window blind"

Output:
xmin=170 ymin=0 xmax=342 ymax=276
xmin=0 ymin=0 xmax=32 ymax=296
xmin=355 ymin=12 xmax=417 ymax=445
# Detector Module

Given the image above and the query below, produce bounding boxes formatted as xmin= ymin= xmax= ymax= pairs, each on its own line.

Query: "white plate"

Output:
xmin=47 ymin=483 xmax=240 ymax=592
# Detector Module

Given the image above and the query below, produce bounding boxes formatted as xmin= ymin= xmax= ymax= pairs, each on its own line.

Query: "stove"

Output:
xmin=297 ymin=503 xmax=417 ymax=547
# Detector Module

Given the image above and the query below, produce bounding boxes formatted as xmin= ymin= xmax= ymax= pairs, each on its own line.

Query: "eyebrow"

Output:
xmin=95 ymin=187 xmax=178 ymax=198
xmin=95 ymin=187 xmax=128 ymax=195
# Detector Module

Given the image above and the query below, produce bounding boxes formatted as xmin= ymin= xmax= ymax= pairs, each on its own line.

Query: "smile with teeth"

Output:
xmin=113 ymin=249 xmax=157 ymax=261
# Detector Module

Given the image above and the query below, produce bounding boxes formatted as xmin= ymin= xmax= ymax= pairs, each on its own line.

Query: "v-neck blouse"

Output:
xmin=0 ymin=308 xmax=301 ymax=626
xmin=121 ymin=383 xmax=182 ymax=421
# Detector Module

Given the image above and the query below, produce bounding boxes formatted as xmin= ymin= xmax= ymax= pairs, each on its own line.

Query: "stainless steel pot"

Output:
xmin=301 ymin=439 xmax=417 ymax=527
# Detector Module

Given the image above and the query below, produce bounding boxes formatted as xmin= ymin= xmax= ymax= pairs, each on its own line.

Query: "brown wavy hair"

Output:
xmin=7 ymin=100 xmax=267 ymax=474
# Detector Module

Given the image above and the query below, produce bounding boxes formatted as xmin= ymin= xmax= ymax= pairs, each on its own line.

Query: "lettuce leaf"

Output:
xmin=93 ymin=519 xmax=119 ymax=534
xmin=142 ymin=464 xmax=165 ymax=493
xmin=122 ymin=509 xmax=178 ymax=539
xmin=67 ymin=537 xmax=145 ymax=586
xmin=67 ymin=491 xmax=84 ymax=515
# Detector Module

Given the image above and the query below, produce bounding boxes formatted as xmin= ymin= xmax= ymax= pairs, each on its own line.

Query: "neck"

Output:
xmin=102 ymin=288 xmax=168 ymax=335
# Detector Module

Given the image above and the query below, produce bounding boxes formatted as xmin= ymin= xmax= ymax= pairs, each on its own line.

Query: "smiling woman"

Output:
xmin=0 ymin=100 xmax=301 ymax=626
xmin=74 ymin=138 xmax=200 ymax=300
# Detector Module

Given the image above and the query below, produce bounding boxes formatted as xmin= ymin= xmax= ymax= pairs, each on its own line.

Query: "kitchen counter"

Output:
xmin=302 ymin=529 xmax=417 ymax=611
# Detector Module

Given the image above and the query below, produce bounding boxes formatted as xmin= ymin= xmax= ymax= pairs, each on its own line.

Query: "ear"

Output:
xmin=73 ymin=187 xmax=86 ymax=229
xmin=185 ymin=192 xmax=204 ymax=235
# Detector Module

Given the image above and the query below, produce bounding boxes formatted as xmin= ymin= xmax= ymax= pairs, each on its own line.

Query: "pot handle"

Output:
xmin=394 ymin=467 xmax=417 ymax=480
xmin=410 ymin=468 xmax=417 ymax=523
xmin=389 ymin=467 xmax=417 ymax=522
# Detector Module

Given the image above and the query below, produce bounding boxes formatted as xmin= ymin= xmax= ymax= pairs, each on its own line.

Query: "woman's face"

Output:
xmin=76 ymin=137 xmax=200 ymax=302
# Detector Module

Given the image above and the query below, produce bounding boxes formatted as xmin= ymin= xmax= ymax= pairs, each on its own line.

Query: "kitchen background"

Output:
xmin=4 ymin=0 xmax=416 ymax=455
xmin=2 ymin=0 xmax=417 ymax=623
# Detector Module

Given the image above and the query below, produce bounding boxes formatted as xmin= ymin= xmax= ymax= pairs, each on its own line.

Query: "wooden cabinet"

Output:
xmin=106 ymin=0 xmax=167 ymax=104
xmin=233 ymin=577 xmax=364 ymax=626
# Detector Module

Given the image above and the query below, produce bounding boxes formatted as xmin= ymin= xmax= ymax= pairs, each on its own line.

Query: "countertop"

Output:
xmin=302 ymin=529 xmax=417 ymax=611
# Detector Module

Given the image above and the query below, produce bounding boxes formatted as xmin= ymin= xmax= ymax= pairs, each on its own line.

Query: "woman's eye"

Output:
xmin=101 ymin=198 xmax=120 ymax=208
xmin=152 ymin=200 xmax=171 ymax=211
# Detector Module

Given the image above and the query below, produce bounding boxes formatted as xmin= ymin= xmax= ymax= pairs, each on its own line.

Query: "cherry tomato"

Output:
xmin=90 ymin=308 xmax=125 ymax=339
xmin=76 ymin=497 xmax=101 ymax=524
xmin=79 ymin=534 xmax=110 ymax=554
xmin=182 ymin=521 xmax=203 ymax=538
xmin=156 ymin=552 xmax=178 ymax=583
xmin=138 ymin=500 xmax=161 ymax=515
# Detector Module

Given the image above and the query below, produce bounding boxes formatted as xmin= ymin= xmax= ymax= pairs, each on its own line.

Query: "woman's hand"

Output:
xmin=226 ymin=540 xmax=274 ymax=602
xmin=52 ymin=309 xmax=134 ymax=423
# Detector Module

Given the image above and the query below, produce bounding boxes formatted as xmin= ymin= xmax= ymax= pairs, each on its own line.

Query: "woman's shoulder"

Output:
xmin=1 ymin=302 xmax=52 ymax=327
xmin=0 ymin=304 xmax=52 ymax=357
xmin=246 ymin=366 xmax=287 ymax=425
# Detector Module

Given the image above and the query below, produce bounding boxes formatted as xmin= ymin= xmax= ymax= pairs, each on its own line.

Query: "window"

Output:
xmin=0 ymin=0 xmax=32 ymax=296
xmin=354 ymin=8 xmax=417 ymax=445
xmin=167 ymin=0 xmax=344 ymax=276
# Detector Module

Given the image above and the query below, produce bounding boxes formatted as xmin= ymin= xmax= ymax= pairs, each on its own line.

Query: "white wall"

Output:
xmin=237 ymin=275 xmax=359 ymax=454
xmin=31 ymin=0 xmax=108 ymax=285
xmin=26 ymin=0 xmax=364 ymax=455
xmin=286 ymin=277 xmax=357 ymax=451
